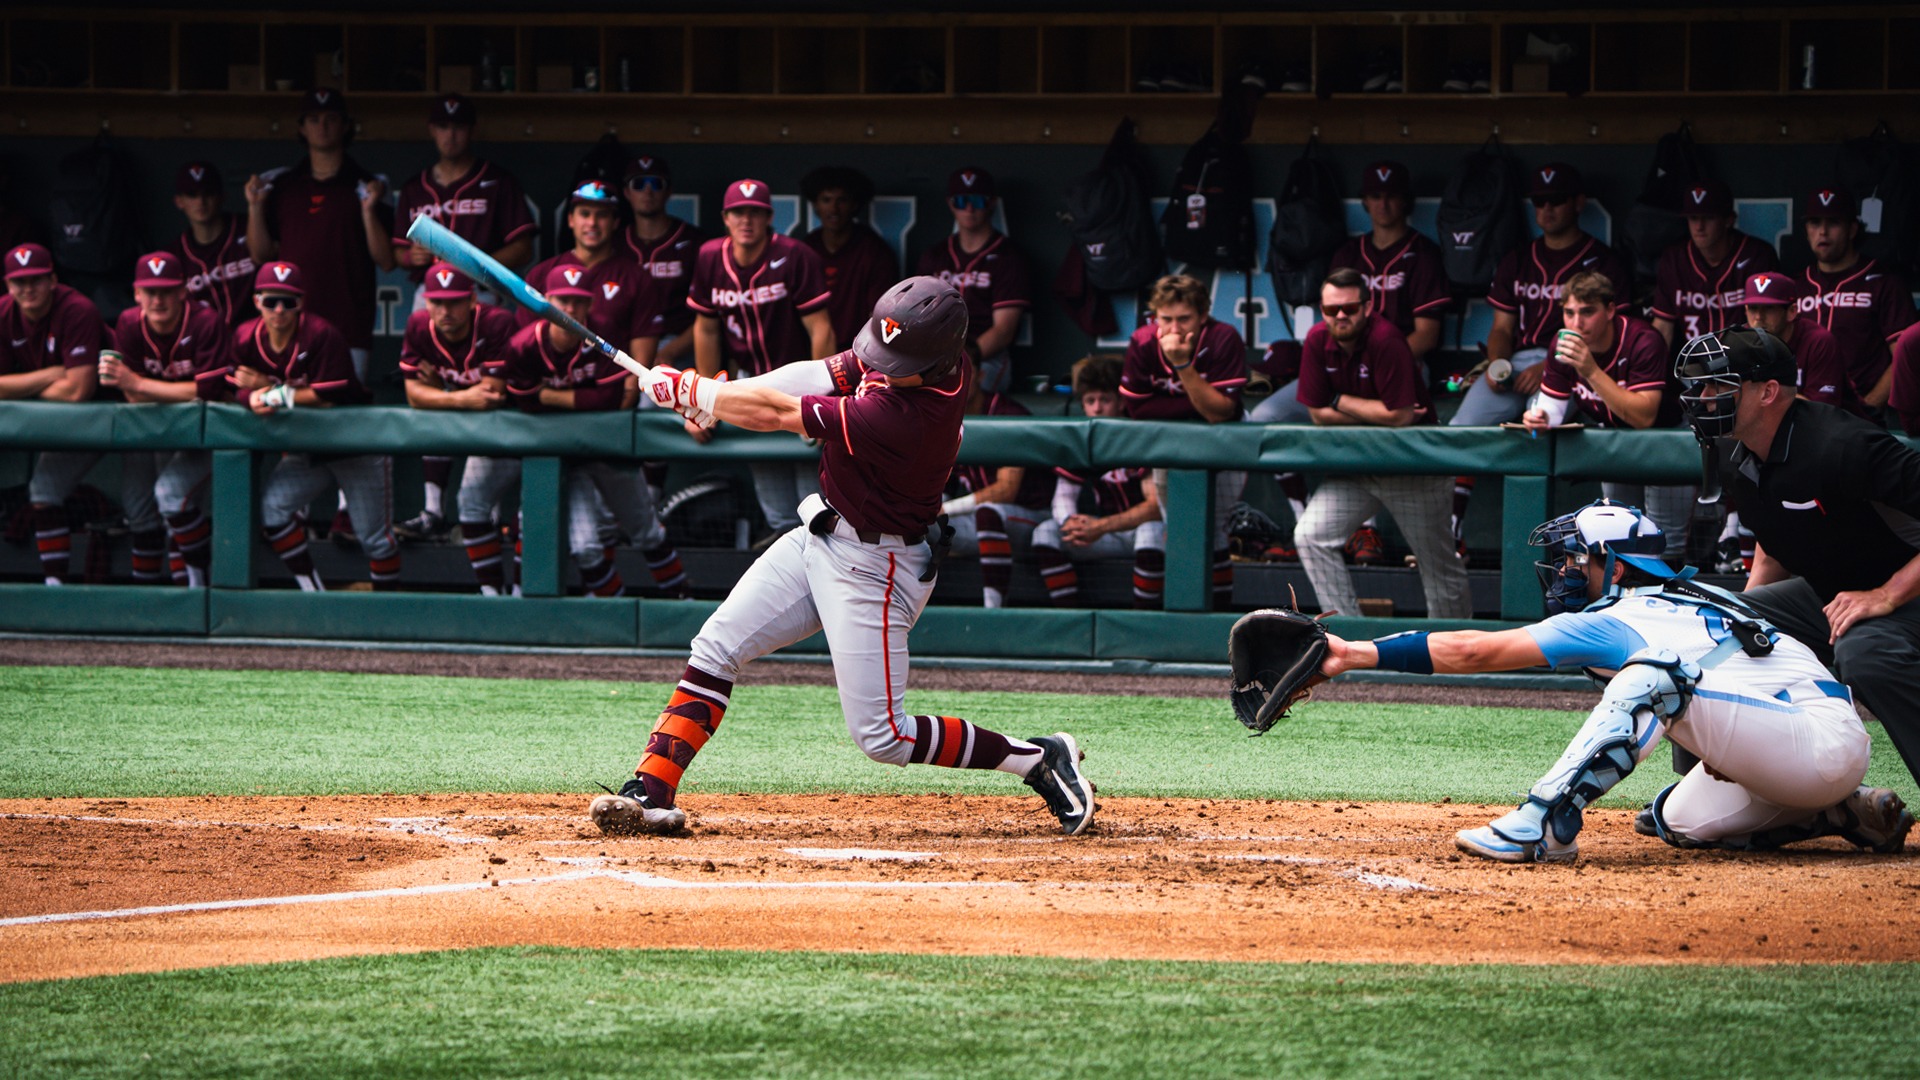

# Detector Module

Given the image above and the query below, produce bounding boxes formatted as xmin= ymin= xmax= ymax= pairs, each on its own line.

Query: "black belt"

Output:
xmin=808 ymin=509 xmax=925 ymax=547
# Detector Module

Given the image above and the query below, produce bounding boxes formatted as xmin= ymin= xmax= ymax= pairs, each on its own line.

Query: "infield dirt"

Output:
xmin=5 ymin=792 xmax=1918 ymax=983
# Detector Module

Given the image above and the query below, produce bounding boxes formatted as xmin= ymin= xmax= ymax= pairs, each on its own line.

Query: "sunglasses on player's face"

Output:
xmin=627 ymin=176 xmax=665 ymax=192
xmin=258 ymin=295 xmax=300 ymax=311
xmin=1531 ymin=195 xmax=1573 ymax=209
xmin=1320 ymin=302 xmax=1364 ymax=319
xmin=950 ymin=194 xmax=989 ymax=211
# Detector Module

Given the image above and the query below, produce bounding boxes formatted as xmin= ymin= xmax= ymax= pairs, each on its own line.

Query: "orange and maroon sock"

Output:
xmin=977 ymin=506 xmax=1010 ymax=607
xmin=582 ymin=558 xmax=625 ymax=598
xmin=634 ymin=665 xmax=732 ymax=808
xmin=368 ymin=552 xmax=403 ymax=591
xmin=1033 ymin=545 xmax=1077 ymax=606
xmin=907 ymin=715 xmax=1041 ymax=776
xmin=461 ymin=522 xmax=505 ymax=593
xmin=1132 ymin=548 xmax=1165 ymax=609
xmin=644 ymin=543 xmax=690 ymax=596
xmin=128 ymin=528 xmax=168 ymax=583
xmin=31 ymin=504 xmax=69 ymax=583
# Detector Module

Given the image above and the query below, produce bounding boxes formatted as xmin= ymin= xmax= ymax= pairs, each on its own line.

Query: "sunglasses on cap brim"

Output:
xmin=950 ymin=194 xmax=990 ymax=210
xmin=626 ymin=176 xmax=665 ymax=192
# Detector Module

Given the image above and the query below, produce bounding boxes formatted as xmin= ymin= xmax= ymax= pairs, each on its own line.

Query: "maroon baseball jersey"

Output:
xmin=1650 ymin=231 xmax=1779 ymax=341
xmin=259 ymin=157 xmax=394 ymax=350
xmin=392 ymin=160 xmax=535 ymax=285
xmin=1118 ymin=320 xmax=1248 ymax=421
xmin=1537 ymin=314 xmax=1676 ymax=429
xmin=914 ymin=231 xmax=1032 ymax=347
xmin=500 ymin=321 xmax=630 ymax=413
xmin=1890 ymin=322 xmax=1920 ymax=436
xmin=112 ymin=304 xmax=232 ymax=391
xmin=804 ymin=224 xmax=901 ymax=351
xmin=0 ymin=284 xmax=102 ymax=376
xmin=1487 ymin=235 xmax=1633 ymax=351
xmin=624 ymin=217 xmax=705 ymax=339
xmin=686 ymin=234 xmax=831 ymax=377
xmin=1783 ymin=319 xmax=1860 ymax=415
xmin=800 ymin=348 xmax=969 ymax=537
xmin=947 ymin=393 xmax=1053 ymax=511
xmin=163 ymin=215 xmax=256 ymax=330
xmin=398 ymin=304 xmax=519 ymax=388
xmin=518 ymin=252 xmax=656 ymax=349
xmin=1296 ymin=316 xmax=1434 ymax=425
xmin=1054 ymin=465 xmax=1152 ymax=519
xmin=231 ymin=312 xmax=366 ymax=405
xmin=1799 ymin=259 xmax=1918 ymax=399
xmin=1329 ymin=231 xmax=1450 ymax=340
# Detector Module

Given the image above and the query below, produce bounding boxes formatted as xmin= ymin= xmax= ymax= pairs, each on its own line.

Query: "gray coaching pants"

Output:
xmin=1740 ymin=577 xmax=1920 ymax=790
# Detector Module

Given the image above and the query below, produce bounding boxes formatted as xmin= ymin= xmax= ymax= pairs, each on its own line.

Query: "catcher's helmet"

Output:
xmin=1528 ymin=499 xmax=1669 ymax=614
xmin=1674 ymin=326 xmax=1797 ymax=439
xmin=853 ymin=275 xmax=968 ymax=379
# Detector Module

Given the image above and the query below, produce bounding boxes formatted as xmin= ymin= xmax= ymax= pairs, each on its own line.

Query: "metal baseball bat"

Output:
xmin=403 ymin=216 xmax=669 ymax=390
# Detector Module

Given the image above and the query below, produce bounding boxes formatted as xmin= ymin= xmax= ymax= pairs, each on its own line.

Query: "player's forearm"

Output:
xmin=1051 ymin=479 xmax=1082 ymax=524
xmin=245 ymin=209 xmax=275 ymax=265
xmin=1406 ymin=317 xmax=1442 ymax=360
xmin=0 ymin=367 xmax=63 ymax=399
xmin=491 ymin=235 xmax=534 ymax=272
xmin=711 ymin=380 xmax=803 ymax=435
xmin=657 ymin=333 xmax=694 ymax=366
xmin=40 ymin=368 xmax=97 ymax=403
xmin=125 ymin=380 xmax=200 ymax=404
xmin=1864 ymin=365 xmax=1895 ymax=409
xmin=692 ymin=317 xmax=723 ymax=378
xmin=1096 ymin=498 xmax=1160 ymax=535
xmin=1652 ymin=318 xmax=1676 ymax=350
xmin=291 ymin=388 xmax=330 ymax=408
xmin=1178 ymin=372 xmax=1239 ymax=423
xmin=1876 ymin=552 xmax=1920 ymax=609
xmin=973 ymin=309 xmax=1022 ymax=358
xmin=806 ymin=312 xmax=835 ymax=361
xmin=364 ymin=221 xmax=396 ymax=272
xmin=1592 ymin=382 xmax=1658 ymax=429
xmin=1486 ymin=319 xmax=1515 ymax=362
xmin=1746 ymin=544 xmax=1792 ymax=589
xmin=973 ymin=467 xmax=1023 ymax=506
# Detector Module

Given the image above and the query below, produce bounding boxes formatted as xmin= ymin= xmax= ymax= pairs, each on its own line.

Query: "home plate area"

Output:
xmin=3 ymin=792 xmax=1918 ymax=982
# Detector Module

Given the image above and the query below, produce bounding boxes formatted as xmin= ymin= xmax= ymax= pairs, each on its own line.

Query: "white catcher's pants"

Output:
xmin=689 ymin=493 xmax=934 ymax=767
xmin=1661 ymin=692 xmax=1869 ymax=841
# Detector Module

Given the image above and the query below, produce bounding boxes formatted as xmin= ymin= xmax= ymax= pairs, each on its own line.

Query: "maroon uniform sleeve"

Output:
xmin=1487 ymin=248 xmax=1523 ymax=313
xmin=304 ymin=321 xmax=364 ymax=405
xmin=1192 ymin=321 xmax=1249 ymax=408
xmin=516 ymin=255 xmax=557 ymax=327
xmin=1891 ymin=324 xmax=1920 ymax=434
xmin=1877 ymin=271 xmax=1918 ymax=343
xmin=1295 ymin=326 xmax=1335 ymax=409
xmin=1613 ymin=319 xmax=1669 ymax=393
xmin=1366 ymin=327 xmax=1422 ymax=412
xmin=111 ymin=308 xmax=143 ymax=356
xmin=475 ymin=307 xmax=519 ymax=374
xmin=990 ymin=244 xmax=1033 ymax=311
xmin=790 ymin=243 xmax=831 ymax=316
xmin=190 ymin=306 xmax=235 ymax=382
xmin=398 ymin=310 xmax=432 ymax=378
xmin=1595 ymin=246 xmax=1634 ymax=303
xmin=1650 ymin=244 xmax=1685 ymax=323
xmin=821 ymin=349 xmax=864 ymax=395
xmin=501 ymin=324 xmax=545 ymax=403
xmin=1800 ymin=326 xmax=1853 ymax=408
xmin=684 ymin=241 xmax=722 ymax=316
xmin=1407 ymin=235 xmax=1452 ymax=317
xmin=390 ymin=175 xmax=428 ymax=254
xmin=490 ymin=168 xmax=536 ymax=248
xmin=1538 ymin=349 xmax=1576 ymax=400
xmin=53 ymin=292 xmax=103 ymax=369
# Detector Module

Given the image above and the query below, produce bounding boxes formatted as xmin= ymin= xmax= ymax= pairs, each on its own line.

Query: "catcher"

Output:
xmin=1229 ymin=499 xmax=1912 ymax=863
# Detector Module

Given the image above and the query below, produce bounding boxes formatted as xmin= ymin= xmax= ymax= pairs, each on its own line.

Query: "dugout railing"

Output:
xmin=3 ymin=401 xmax=1870 ymax=661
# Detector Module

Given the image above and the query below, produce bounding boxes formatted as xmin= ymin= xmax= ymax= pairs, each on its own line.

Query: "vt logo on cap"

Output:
xmin=1377 ymin=167 xmax=1393 ymax=183
xmin=637 ymin=157 xmax=655 ymax=171
xmin=1753 ymin=276 xmax=1772 ymax=293
xmin=563 ymin=268 xmax=584 ymax=286
xmin=1690 ymin=187 xmax=1708 ymax=205
xmin=148 ymin=257 xmax=167 ymax=276
xmin=1539 ymin=168 xmax=1557 ymax=184
xmin=189 ymin=166 xmax=205 ymax=181
xmin=602 ymin=283 xmax=620 ymax=300
xmin=11 ymin=248 xmax=29 ymax=267
xmin=314 ymin=90 xmax=331 ymax=104
xmin=444 ymin=98 xmax=460 ymax=114
xmin=959 ymin=172 xmax=978 ymax=188
xmin=738 ymin=182 xmax=758 ymax=198
xmin=435 ymin=270 xmax=455 ymax=288
xmin=1817 ymin=190 xmax=1836 ymax=206
xmin=273 ymin=265 xmax=293 ymax=282
xmin=880 ymin=317 xmax=904 ymax=343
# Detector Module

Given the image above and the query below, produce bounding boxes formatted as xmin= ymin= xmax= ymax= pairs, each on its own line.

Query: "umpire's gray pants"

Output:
xmin=1297 ymin=474 xmax=1471 ymax=618
xmin=567 ymin=459 xmax=665 ymax=567
xmin=1742 ymin=577 xmax=1920 ymax=789
xmin=261 ymin=453 xmax=398 ymax=560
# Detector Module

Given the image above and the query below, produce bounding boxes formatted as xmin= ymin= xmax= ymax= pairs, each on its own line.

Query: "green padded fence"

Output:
xmin=3 ymin=402 xmax=1910 ymax=658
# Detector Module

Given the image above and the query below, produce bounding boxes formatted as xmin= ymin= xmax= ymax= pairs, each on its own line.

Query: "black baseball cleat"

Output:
xmin=590 ymin=776 xmax=687 ymax=836
xmin=1025 ymin=733 xmax=1095 ymax=836
xmin=393 ymin=511 xmax=449 ymax=543
xmin=1838 ymin=787 xmax=1914 ymax=854
xmin=1634 ymin=803 xmax=1659 ymax=837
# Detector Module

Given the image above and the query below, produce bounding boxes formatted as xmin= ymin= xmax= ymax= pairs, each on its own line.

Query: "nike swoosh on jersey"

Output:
xmin=9 ymin=338 xmax=26 ymax=347
xmin=811 ymin=401 xmax=826 ymax=428
xmin=1866 ymin=274 xmax=1883 ymax=281
xmin=478 ymin=180 xmax=497 ymax=188
xmin=1782 ymin=498 xmax=1823 ymax=511
xmin=771 ymin=258 xmax=788 ymax=269
xmin=1736 ymin=259 xmax=1751 ymax=268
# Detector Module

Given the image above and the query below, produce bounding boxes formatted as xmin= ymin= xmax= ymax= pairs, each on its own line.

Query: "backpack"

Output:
xmin=1058 ymin=118 xmax=1164 ymax=293
xmin=47 ymin=135 xmax=138 ymax=277
xmin=1836 ymin=121 xmax=1918 ymax=275
xmin=1436 ymin=136 xmax=1526 ymax=295
xmin=1162 ymin=126 xmax=1257 ymax=270
xmin=1264 ymin=137 xmax=1345 ymax=308
xmin=1622 ymin=122 xmax=1711 ymax=288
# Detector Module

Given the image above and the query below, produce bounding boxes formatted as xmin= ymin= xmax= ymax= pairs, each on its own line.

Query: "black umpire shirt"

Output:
xmin=1722 ymin=398 xmax=1920 ymax=602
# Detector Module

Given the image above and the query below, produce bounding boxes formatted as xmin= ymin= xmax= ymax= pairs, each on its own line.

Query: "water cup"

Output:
xmin=1485 ymin=358 xmax=1514 ymax=390
xmin=1555 ymin=328 xmax=1581 ymax=359
xmin=261 ymin=384 xmax=297 ymax=411
xmin=97 ymin=349 xmax=122 ymax=386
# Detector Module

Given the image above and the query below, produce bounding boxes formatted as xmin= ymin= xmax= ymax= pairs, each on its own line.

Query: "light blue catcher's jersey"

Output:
xmin=1525 ymin=589 xmax=1837 ymax=703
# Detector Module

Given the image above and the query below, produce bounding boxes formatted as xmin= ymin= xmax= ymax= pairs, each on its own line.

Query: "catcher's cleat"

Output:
xmin=1345 ymin=525 xmax=1385 ymax=565
xmin=590 ymin=776 xmax=688 ymax=836
xmin=1633 ymin=803 xmax=1659 ymax=838
xmin=1837 ymin=787 xmax=1914 ymax=853
xmin=393 ymin=511 xmax=449 ymax=542
xmin=1025 ymin=733 xmax=1095 ymax=836
xmin=1455 ymin=823 xmax=1578 ymax=864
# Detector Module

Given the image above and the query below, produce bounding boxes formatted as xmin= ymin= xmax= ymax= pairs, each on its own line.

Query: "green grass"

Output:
xmin=0 ymin=665 xmax=1910 ymax=805
xmin=1 ymin=948 xmax=1915 ymax=1079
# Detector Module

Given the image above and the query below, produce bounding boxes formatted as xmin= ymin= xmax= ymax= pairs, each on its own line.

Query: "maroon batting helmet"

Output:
xmin=853 ymin=276 xmax=968 ymax=379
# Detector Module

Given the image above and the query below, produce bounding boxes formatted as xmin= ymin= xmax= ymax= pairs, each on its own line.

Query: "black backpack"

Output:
xmin=1836 ymin=122 xmax=1918 ymax=275
xmin=1162 ymin=125 xmax=1257 ymax=270
xmin=1059 ymin=118 xmax=1164 ymax=293
xmin=47 ymin=135 xmax=138 ymax=277
xmin=1264 ymin=137 xmax=1345 ymax=308
xmin=1436 ymin=136 xmax=1526 ymax=296
xmin=1622 ymin=122 xmax=1711 ymax=289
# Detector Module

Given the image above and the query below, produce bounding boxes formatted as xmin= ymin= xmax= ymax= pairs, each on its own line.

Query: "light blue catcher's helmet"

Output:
xmin=1527 ymin=499 xmax=1670 ymax=614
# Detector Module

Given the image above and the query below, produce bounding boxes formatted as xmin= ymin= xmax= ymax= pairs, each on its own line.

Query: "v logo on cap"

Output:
xmin=563 ymin=268 xmax=583 ymax=286
xmin=273 ymin=265 xmax=292 ymax=281
xmin=1540 ymin=169 xmax=1557 ymax=184
xmin=602 ymin=283 xmax=620 ymax=300
xmin=436 ymin=271 xmax=454 ymax=288
xmin=1376 ymin=168 xmax=1392 ymax=182
xmin=960 ymin=172 xmax=977 ymax=188
xmin=880 ymin=317 xmax=904 ymax=343
xmin=12 ymin=248 xmax=30 ymax=266
xmin=739 ymin=182 xmax=758 ymax=197
xmin=1819 ymin=190 xmax=1836 ymax=206
xmin=189 ymin=167 xmax=205 ymax=180
xmin=148 ymin=257 xmax=167 ymax=275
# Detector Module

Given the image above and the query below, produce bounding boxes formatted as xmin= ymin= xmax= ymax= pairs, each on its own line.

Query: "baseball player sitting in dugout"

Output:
xmin=1316 ymin=499 xmax=1912 ymax=863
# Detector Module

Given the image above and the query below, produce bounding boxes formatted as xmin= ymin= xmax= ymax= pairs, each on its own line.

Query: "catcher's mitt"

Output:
xmin=1228 ymin=607 xmax=1330 ymax=734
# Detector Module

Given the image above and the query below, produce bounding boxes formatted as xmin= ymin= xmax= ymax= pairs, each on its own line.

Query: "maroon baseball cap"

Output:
xmin=1681 ymin=179 xmax=1733 ymax=218
xmin=421 ymin=263 xmax=475 ymax=300
xmin=723 ymin=178 xmax=773 ymax=212
xmin=1359 ymin=160 xmax=1411 ymax=198
xmin=176 ymin=160 xmax=223 ymax=197
xmin=4 ymin=243 xmax=53 ymax=280
xmin=254 ymin=261 xmax=304 ymax=295
xmin=567 ymin=179 xmax=619 ymax=209
xmin=1803 ymin=186 xmax=1856 ymax=221
xmin=133 ymin=251 xmax=186 ymax=289
xmin=1743 ymin=271 xmax=1799 ymax=307
xmin=625 ymin=153 xmax=672 ymax=184
xmin=947 ymin=167 xmax=996 ymax=199
xmin=1528 ymin=162 xmax=1583 ymax=198
xmin=428 ymin=93 xmax=475 ymax=126
xmin=543 ymin=264 xmax=595 ymax=299
xmin=300 ymin=87 xmax=347 ymax=116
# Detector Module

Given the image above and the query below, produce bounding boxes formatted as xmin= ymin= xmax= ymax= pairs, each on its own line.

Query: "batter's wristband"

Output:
xmin=1372 ymin=631 xmax=1434 ymax=675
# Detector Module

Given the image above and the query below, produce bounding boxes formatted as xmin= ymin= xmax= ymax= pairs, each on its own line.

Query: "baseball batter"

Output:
xmin=164 ymin=161 xmax=256 ymax=330
xmin=591 ymin=276 xmax=1096 ymax=837
xmin=97 ymin=250 xmax=234 ymax=587
xmin=2 ymin=243 xmax=103 ymax=584
xmin=1318 ymin=499 xmax=1911 ymax=862
xmin=230 ymin=261 xmax=402 ymax=591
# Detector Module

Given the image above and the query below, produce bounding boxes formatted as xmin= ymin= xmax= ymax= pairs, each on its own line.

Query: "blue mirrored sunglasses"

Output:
xmin=571 ymin=181 xmax=614 ymax=202
xmin=626 ymin=176 xmax=665 ymax=192
xmin=950 ymin=194 xmax=989 ymax=210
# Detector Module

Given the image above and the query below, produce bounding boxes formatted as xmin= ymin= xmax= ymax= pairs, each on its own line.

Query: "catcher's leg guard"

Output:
xmin=1459 ymin=651 xmax=1696 ymax=863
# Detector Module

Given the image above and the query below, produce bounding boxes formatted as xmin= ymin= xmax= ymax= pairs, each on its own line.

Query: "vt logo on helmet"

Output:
xmin=853 ymin=276 xmax=968 ymax=379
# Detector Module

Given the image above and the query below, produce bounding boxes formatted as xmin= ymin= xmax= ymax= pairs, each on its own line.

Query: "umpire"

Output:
xmin=1676 ymin=326 xmax=1920 ymax=785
